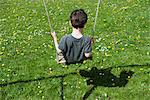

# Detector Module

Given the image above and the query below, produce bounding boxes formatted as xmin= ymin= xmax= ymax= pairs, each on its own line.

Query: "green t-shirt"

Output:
xmin=58 ymin=34 xmax=92 ymax=64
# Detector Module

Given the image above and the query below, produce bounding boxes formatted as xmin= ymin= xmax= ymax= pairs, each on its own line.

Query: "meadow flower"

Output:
xmin=121 ymin=48 xmax=125 ymax=51
xmin=2 ymin=64 xmax=5 ymax=66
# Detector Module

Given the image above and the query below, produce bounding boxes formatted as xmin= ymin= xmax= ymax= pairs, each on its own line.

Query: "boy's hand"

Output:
xmin=50 ymin=31 xmax=57 ymax=40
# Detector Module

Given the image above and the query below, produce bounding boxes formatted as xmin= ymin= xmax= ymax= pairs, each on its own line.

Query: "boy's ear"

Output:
xmin=69 ymin=21 xmax=72 ymax=26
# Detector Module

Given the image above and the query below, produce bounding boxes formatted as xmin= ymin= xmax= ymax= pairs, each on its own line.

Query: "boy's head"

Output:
xmin=70 ymin=9 xmax=88 ymax=29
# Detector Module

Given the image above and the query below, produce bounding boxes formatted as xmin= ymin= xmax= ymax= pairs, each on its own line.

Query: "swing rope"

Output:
xmin=43 ymin=0 xmax=101 ymax=36
xmin=92 ymin=0 xmax=101 ymax=37
xmin=43 ymin=0 xmax=53 ymax=33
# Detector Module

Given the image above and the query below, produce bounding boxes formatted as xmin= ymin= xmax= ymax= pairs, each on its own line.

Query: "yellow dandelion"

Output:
xmin=122 ymin=48 xmax=125 ymax=51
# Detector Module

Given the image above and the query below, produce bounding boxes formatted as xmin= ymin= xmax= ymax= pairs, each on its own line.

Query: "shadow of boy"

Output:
xmin=80 ymin=67 xmax=134 ymax=87
xmin=79 ymin=67 xmax=134 ymax=99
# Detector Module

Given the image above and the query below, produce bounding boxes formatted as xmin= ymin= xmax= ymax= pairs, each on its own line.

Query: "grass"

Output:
xmin=0 ymin=0 xmax=150 ymax=100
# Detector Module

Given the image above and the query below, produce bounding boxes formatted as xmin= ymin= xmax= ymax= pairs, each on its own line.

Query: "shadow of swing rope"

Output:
xmin=0 ymin=64 xmax=148 ymax=87
xmin=0 ymin=72 xmax=77 ymax=100
xmin=0 ymin=64 xmax=149 ymax=99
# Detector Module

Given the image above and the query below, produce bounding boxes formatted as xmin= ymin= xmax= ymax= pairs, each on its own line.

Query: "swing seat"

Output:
xmin=56 ymin=51 xmax=66 ymax=64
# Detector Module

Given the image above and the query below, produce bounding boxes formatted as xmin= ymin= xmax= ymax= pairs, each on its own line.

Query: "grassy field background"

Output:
xmin=0 ymin=0 xmax=150 ymax=99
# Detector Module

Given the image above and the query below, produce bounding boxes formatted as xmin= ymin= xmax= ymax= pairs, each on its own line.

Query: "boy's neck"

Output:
xmin=71 ymin=27 xmax=83 ymax=39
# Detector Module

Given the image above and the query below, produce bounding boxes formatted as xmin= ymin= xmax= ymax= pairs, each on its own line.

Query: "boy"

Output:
xmin=51 ymin=9 xmax=92 ymax=64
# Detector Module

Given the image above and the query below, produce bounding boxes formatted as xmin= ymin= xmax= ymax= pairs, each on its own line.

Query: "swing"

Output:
xmin=43 ymin=0 xmax=101 ymax=64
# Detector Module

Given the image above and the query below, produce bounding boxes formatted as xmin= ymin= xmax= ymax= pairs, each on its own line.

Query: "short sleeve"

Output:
xmin=84 ymin=37 xmax=92 ymax=53
xmin=58 ymin=36 xmax=67 ymax=52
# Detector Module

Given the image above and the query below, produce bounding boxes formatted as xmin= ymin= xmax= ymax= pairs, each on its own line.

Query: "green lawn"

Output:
xmin=0 ymin=0 xmax=150 ymax=100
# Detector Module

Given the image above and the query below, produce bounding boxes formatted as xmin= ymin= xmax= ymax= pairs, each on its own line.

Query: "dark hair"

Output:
xmin=70 ymin=9 xmax=88 ymax=29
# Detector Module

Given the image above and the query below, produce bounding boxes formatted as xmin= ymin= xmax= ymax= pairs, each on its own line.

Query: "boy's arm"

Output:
xmin=84 ymin=37 xmax=92 ymax=59
xmin=50 ymin=32 xmax=61 ymax=53
xmin=51 ymin=32 xmax=66 ymax=64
